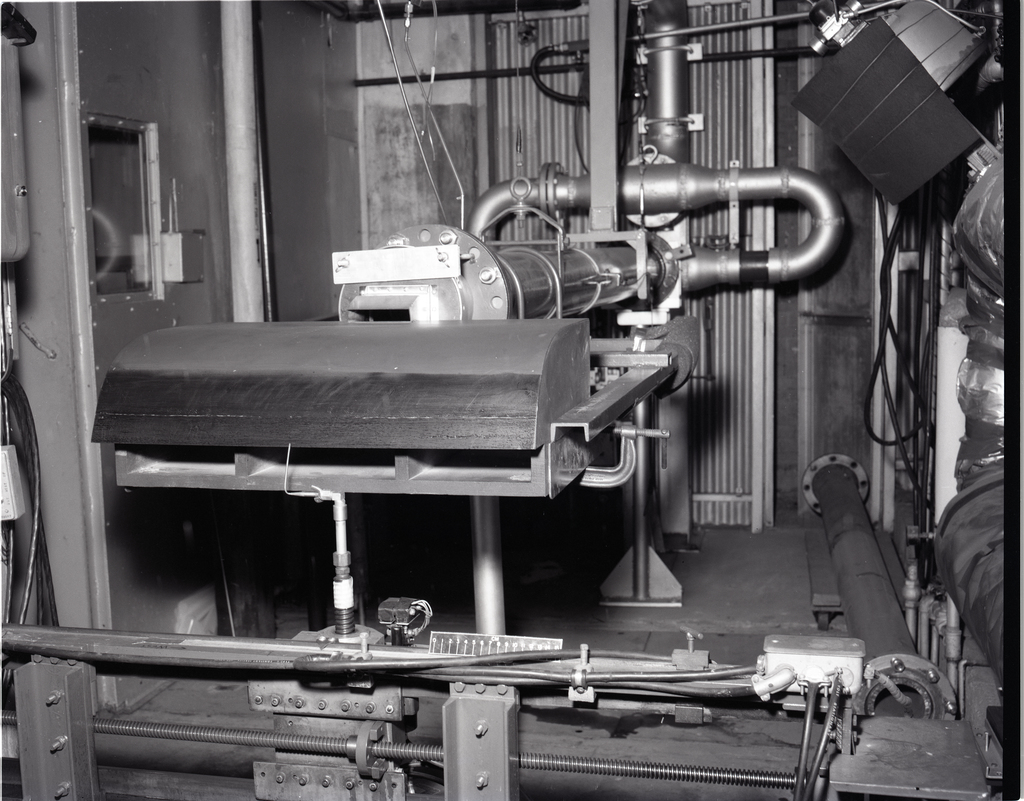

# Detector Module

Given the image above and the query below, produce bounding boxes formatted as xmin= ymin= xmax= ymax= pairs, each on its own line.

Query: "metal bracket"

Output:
xmin=14 ymin=658 xmax=102 ymax=801
xmin=728 ymin=160 xmax=741 ymax=247
xmin=355 ymin=721 xmax=388 ymax=780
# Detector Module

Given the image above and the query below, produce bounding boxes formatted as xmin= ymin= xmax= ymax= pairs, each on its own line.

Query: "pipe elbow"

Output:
xmin=467 ymin=180 xmax=542 ymax=237
xmin=768 ymin=168 xmax=845 ymax=282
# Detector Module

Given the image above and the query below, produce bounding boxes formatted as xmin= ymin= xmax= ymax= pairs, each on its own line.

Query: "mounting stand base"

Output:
xmin=599 ymin=546 xmax=683 ymax=607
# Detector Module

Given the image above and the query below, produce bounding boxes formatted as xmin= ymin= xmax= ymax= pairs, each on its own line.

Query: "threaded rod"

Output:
xmin=2 ymin=712 xmax=794 ymax=789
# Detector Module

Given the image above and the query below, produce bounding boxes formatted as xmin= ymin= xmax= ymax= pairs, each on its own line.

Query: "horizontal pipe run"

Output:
xmin=468 ymin=164 xmax=843 ymax=290
xmin=812 ymin=465 xmax=917 ymax=660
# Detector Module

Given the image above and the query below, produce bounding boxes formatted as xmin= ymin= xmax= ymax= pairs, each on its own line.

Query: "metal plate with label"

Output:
xmin=332 ymin=244 xmax=461 ymax=285
xmin=428 ymin=632 xmax=562 ymax=656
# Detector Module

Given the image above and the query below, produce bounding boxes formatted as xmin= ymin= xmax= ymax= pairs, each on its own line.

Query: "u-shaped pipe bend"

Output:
xmin=467 ymin=163 xmax=845 ymax=292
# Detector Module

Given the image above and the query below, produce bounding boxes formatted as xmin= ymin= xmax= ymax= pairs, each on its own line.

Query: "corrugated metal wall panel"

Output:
xmin=483 ymin=3 xmax=764 ymax=527
xmin=486 ymin=13 xmax=590 ymax=240
xmin=685 ymin=2 xmax=756 ymax=526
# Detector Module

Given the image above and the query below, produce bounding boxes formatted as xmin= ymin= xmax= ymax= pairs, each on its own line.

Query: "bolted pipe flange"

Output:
xmin=855 ymin=654 xmax=957 ymax=720
xmin=802 ymin=453 xmax=869 ymax=514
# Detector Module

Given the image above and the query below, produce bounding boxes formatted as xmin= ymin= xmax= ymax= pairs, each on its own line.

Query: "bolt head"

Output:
xmin=945 ymin=700 xmax=957 ymax=714
xmin=755 ymin=654 xmax=767 ymax=674
xmin=345 ymin=780 xmax=355 ymax=790
xmin=478 ymin=267 xmax=498 ymax=285
xmin=927 ymin=669 xmax=940 ymax=684
xmin=369 ymin=782 xmax=378 ymax=792
xmin=318 ymin=700 xmax=328 ymax=710
xmin=298 ymin=775 xmax=308 ymax=787
xmin=275 ymin=773 xmax=285 ymax=784
xmin=340 ymin=700 xmax=351 ymax=712
xmin=294 ymin=698 xmax=305 ymax=709
xmin=890 ymin=658 xmax=905 ymax=673
xmin=322 ymin=777 xmax=332 ymax=788
xmin=253 ymin=695 xmax=264 ymax=705
xmin=54 ymin=781 xmax=71 ymax=799
xmin=365 ymin=702 xmax=376 ymax=714
xmin=270 ymin=696 xmax=281 ymax=707
xmin=475 ymin=684 xmax=486 ymax=694
xmin=437 ymin=251 xmax=449 ymax=263
xmin=454 ymin=682 xmax=466 ymax=693
xmin=439 ymin=230 xmax=457 ymax=245
xmin=476 ymin=772 xmax=489 ymax=789
xmin=385 ymin=704 xmax=395 ymax=714
xmin=474 ymin=720 xmax=489 ymax=737
xmin=497 ymin=684 xmax=508 ymax=695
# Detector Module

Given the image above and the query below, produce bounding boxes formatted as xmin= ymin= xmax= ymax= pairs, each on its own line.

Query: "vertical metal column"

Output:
xmin=632 ymin=398 xmax=652 ymax=600
xmin=15 ymin=659 xmax=102 ymax=801
xmin=587 ymin=1 xmax=618 ymax=231
xmin=600 ymin=399 xmax=682 ymax=607
xmin=470 ymin=496 xmax=506 ymax=635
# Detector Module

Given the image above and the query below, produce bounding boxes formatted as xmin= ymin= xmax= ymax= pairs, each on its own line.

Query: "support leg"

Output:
xmin=470 ymin=496 xmax=506 ymax=635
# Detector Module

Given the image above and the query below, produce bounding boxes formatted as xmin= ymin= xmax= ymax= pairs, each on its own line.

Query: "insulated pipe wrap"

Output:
xmin=812 ymin=465 xmax=916 ymax=660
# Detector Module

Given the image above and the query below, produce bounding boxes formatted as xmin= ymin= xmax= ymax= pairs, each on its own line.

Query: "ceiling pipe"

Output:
xmin=467 ymin=163 xmax=844 ymax=291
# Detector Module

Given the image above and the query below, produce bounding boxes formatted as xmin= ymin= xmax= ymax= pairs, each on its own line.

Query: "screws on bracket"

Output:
xmin=474 ymin=720 xmax=489 ymax=738
xmin=46 ymin=691 xmax=64 ymax=706
xmin=275 ymin=773 xmax=285 ymax=784
xmin=253 ymin=695 xmax=264 ymax=705
xmin=476 ymin=772 xmax=490 ymax=789
xmin=270 ymin=695 xmax=282 ymax=707
xmin=49 ymin=736 xmax=68 ymax=753
xmin=345 ymin=780 xmax=355 ymax=790
xmin=54 ymin=782 xmax=71 ymax=799
xmin=365 ymin=702 xmax=376 ymax=714
xmin=318 ymin=700 xmax=328 ymax=710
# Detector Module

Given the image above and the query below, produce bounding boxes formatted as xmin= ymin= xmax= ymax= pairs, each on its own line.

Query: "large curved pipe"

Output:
xmin=468 ymin=163 xmax=844 ymax=291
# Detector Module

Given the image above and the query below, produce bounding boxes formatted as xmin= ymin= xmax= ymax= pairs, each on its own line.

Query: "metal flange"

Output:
xmin=802 ymin=453 xmax=869 ymax=514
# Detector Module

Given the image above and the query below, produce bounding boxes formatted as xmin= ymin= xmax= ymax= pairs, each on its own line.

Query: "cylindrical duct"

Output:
xmin=497 ymin=246 xmax=644 ymax=318
xmin=812 ymin=465 xmax=917 ymax=660
xmin=646 ymin=1 xmax=691 ymax=165
xmin=221 ymin=1 xmax=265 ymax=323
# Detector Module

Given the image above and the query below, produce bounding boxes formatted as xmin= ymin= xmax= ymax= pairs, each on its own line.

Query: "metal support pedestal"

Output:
xmin=600 ymin=398 xmax=682 ymax=607
xmin=470 ymin=496 xmax=506 ymax=635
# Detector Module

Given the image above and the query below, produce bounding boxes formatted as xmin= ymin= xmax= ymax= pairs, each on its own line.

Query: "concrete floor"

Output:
xmin=66 ymin=525 xmax=854 ymax=800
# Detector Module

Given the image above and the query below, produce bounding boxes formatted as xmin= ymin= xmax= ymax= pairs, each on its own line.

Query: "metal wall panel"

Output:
xmin=685 ymin=2 xmax=758 ymax=526
xmin=486 ymin=12 xmax=590 ymax=240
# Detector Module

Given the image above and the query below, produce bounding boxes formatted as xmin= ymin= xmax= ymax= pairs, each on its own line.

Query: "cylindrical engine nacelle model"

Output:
xmin=335 ymin=225 xmax=673 ymax=323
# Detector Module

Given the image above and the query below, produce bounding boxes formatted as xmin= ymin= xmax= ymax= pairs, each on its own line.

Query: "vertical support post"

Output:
xmin=632 ymin=398 xmax=652 ymax=600
xmin=443 ymin=682 xmax=519 ymax=801
xmin=221 ymin=0 xmax=265 ymax=323
xmin=15 ymin=658 xmax=102 ymax=801
xmin=587 ymin=0 xmax=618 ymax=231
xmin=470 ymin=496 xmax=505 ymax=635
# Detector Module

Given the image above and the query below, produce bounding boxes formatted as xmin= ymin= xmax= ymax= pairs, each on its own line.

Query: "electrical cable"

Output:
xmin=861 ymin=200 xmax=925 ymax=504
xmin=374 ymin=0 xmax=447 ymax=223
xmin=1 ymin=374 xmax=58 ymax=628
xmin=529 ymin=45 xmax=589 ymax=106
xmin=797 ymin=679 xmax=843 ymax=801
xmin=403 ymin=5 xmax=466 ymax=228
xmin=792 ymin=681 xmax=820 ymax=801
